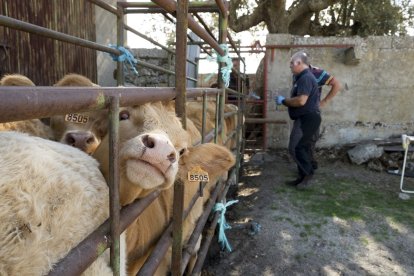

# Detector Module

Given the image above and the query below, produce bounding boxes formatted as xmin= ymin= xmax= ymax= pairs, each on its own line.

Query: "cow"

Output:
xmin=93 ymin=102 xmax=235 ymax=275
xmin=50 ymin=74 xmax=108 ymax=154
xmin=0 ymin=74 xmax=55 ymax=140
xmin=185 ymin=101 xmax=239 ymax=150
xmin=0 ymin=131 xmax=126 ymax=275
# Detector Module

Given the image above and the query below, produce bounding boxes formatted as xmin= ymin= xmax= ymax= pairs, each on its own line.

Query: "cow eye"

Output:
xmin=119 ymin=110 xmax=130 ymax=121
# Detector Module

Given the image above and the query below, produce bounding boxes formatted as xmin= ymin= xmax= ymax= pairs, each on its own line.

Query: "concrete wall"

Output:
xmin=266 ymin=34 xmax=414 ymax=148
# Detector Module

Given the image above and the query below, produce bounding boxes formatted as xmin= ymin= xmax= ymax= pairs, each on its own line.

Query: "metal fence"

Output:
xmin=0 ymin=1 xmax=246 ymax=275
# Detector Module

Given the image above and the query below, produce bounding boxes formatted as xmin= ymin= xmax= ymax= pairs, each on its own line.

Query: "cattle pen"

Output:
xmin=0 ymin=0 xmax=249 ymax=275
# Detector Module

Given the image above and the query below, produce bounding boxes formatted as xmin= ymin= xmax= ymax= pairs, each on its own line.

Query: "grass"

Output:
xmin=273 ymin=173 xmax=414 ymax=230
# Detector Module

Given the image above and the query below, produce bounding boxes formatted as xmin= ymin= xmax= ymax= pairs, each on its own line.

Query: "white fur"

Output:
xmin=0 ymin=131 xmax=126 ymax=275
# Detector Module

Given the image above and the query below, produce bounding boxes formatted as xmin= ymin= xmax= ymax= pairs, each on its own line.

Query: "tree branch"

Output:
xmin=287 ymin=0 xmax=340 ymax=24
xmin=228 ymin=0 xmax=268 ymax=32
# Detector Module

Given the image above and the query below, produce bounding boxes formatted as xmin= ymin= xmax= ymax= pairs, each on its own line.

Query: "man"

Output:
xmin=288 ymin=58 xmax=341 ymax=170
xmin=275 ymin=51 xmax=321 ymax=188
xmin=228 ymin=58 xmax=249 ymax=103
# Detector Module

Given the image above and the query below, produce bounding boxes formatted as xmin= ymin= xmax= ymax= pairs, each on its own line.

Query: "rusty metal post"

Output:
xmin=201 ymin=91 xmax=207 ymax=144
xmin=108 ymin=96 xmax=120 ymax=275
xmin=214 ymin=93 xmax=220 ymax=144
xmin=171 ymin=0 xmax=189 ymax=274
xmin=263 ymin=49 xmax=269 ymax=150
xmin=116 ymin=3 xmax=125 ymax=86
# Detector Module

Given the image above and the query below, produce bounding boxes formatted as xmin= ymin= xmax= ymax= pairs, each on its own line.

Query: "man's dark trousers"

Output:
xmin=294 ymin=112 xmax=321 ymax=177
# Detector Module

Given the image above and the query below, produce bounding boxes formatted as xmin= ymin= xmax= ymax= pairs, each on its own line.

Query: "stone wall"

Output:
xmin=266 ymin=34 xmax=414 ymax=148
xmin=125 ymin=49 xmax=174 ymax=87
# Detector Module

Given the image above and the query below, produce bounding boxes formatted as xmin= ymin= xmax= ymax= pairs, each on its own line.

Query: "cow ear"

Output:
xmin=180 ymin=143 xmax=235 ymax=177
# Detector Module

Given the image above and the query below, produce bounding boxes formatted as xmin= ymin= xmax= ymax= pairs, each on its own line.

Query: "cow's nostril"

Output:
xmin=142 ymin=135 xmax=155 ymax=148
xmin=86 ymin=136 xmax=95 ymax=144
xmin=167 ymin=152 xmax=176 ymax=163
xmin=65 ymin=134 xmax=76 ymax=146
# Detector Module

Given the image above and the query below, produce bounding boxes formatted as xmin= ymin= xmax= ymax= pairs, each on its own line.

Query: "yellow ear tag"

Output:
xmin=188 ymin=166 xmax=209 ymax=182
xmin=64 ymin=113 xmax=89 ymax=124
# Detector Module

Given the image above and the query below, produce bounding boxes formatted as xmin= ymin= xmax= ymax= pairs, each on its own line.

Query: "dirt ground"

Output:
xmin=202 ymin=149 xmax=414 ymax=276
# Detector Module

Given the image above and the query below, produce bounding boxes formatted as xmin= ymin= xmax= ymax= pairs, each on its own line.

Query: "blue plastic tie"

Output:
xmin=109 ymin=44 xmax=139 ymax=75
xmin=204 ymin=44 xmax=233 ymax=87
xmin=213 ymin=199 xmax=239 ymax=252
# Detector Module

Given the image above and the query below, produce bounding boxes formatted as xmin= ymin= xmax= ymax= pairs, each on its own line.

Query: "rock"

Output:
xmin=399 ymin=193 xmax=411 ymax=200
xmin=347 ymin=144 xmax=384 ymax=165
xmin=367 ymin=159 xmax=384 ymax=172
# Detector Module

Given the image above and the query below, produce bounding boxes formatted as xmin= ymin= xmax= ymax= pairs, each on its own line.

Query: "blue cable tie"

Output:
xmin=203 ymin=44 xmax=233 ymax=87
xmin=109 ymin=44 xmax=139 ymax=75
xmin=213 ymin=199 xmax=239 ymax=252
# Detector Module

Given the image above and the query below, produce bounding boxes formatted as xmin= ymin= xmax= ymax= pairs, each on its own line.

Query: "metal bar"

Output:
xmin=124 ymin=24 xmax=195 ymax=66
xmin=162 ymin=13 xmax=212 ymax=57
xmin=0 ymin=87 xmax=170 ymax=122
xmin=136 ymin=59 xmax=197 ymax=82
xmin=108 ymin=97 xmax=121 ymax=275
xmin=171 ymin=0 xmax=188 ymax=273
xmin=0 ymin=87 xmax=222 ymax=123
xmin=88 ymin=0 xmax=120 ymax=16
xmin=117 ymin=4 xmax=125 ymax=86
xmin=149 ymin=0 xmax=225 ymax=56
xmin=224 ymin=110 xmax=237 ymax=118
xmin=193 ymin=13 xmax=217 ymax=43
xmin=214 ymin=0 xmax=227 ymax=15
xmin=263 ymin=49 xmax=269 ymax=150
xmin=201 ymin=92 xmax=208 ymax=144
xmin=214 ymin=93 xmax=219 ymax=144
xmin=124 ymin=24 xmax=174 ymax=54
xmin=174 ymin=0 xmax=188 ymax=128
xmin=172 ymin=179 xmax=185 ymax=276
xmin=121 ymin=1 xmax=220 ymax=8
xmin=48 ymin=190 xmax=161 ymax=276
xmin=0 ymin=15 xmax=120 ymax=56
xmin=224 ymin=129 xmax=237 ymax=145
xmin=265 ymin=43 xmax=355 ymax=49
xmin=124 ymin=6 xmax=220 ymax=13
xmin=245 ymin=118 xmax=287 ymax=124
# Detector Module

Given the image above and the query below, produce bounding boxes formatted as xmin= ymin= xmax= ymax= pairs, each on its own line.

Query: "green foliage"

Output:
xmin=229 ymin=0 xmax=414 ymax=36
xmin=317 ymin=0 xmax=412 ymax=36
xmin=354 ymin=0 xmax=403 ymax=36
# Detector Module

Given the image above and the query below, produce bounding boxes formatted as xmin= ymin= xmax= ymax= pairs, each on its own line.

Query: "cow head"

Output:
xmin=94 ymin=102 xmax=190 ymax=205
xmin=50 ymin=74 xmax=108 ymax=154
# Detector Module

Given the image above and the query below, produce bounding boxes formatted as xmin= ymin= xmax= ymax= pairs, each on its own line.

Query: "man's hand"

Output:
xmin=275 ymin=95 xmax=285 ymax=105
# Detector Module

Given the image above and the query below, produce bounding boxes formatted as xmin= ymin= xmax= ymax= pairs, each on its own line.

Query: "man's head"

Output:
xmin=290 ymin=51 xmax=310 ymax=75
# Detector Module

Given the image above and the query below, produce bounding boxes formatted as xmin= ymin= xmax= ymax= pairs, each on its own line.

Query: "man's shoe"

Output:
xmin=296 ymin=174 xmax=314 ymax=189
xmin=285 ymin=176 xmax=304 ymax=186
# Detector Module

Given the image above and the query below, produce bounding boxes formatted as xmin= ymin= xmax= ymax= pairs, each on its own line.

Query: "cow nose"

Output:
xmin=140 ymin=134 xmax=177 ymax=166
xmin=64 ymin=132 xmax=97 ymax=150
